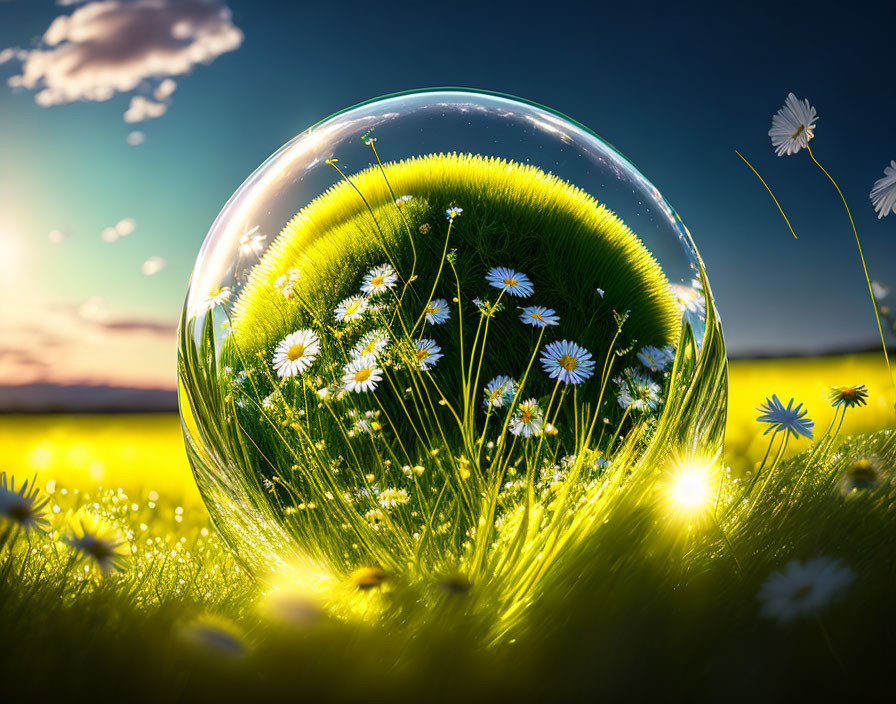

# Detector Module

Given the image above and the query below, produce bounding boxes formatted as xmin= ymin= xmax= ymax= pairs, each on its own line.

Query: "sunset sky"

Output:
xmin=1 ymin=0 xmax=894 ymax=390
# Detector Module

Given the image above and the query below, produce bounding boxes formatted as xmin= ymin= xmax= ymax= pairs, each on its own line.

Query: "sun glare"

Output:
xmin=665 ymin=456 xmax=717 ymax=514
xmin=0 ymin=227 xmax=23 ymax=283
xmin=670 ymin=470 xmax=710 ymax=509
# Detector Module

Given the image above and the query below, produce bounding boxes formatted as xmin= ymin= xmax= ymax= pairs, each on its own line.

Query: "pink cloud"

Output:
xmin=7 ymin=1 xmax=242 ymax=110
xmin=0 ymin=298 xmax=178 ymax=389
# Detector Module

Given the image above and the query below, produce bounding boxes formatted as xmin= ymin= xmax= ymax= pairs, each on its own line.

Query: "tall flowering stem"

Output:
xmin=805 ymin=142 xmax=892 ymax=382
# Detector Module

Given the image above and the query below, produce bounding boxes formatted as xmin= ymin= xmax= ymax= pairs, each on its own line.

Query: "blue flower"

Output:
xmin=540 ymin=340 xmax=595 ymax=385
xmin=486 ymin=267 xmax=534 ymax=298
xmin=445 ymin=205 xmax=463 ymax=221
xmin=637 ymin=344 xmax=675 ymax=372
xmin=520 ymin=306 xmax=560 ymax=327
xmin=423 ymin=298 xmax=451 ymax=325
xmin=483 ymin=375 xmax=517 ymax=409
xmin=756 ymin=395 xmax=814 ymax=439
xmin=414 ymin=339 xmax=443 ymax=370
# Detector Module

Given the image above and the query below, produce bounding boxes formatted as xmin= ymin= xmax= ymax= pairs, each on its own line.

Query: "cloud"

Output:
xmin=141 ymin=256 xmax=165 ymax=275
xmin=101 ymin=217 xmax=136 ymax=242
xmin=153 ymin=77 xmax=177 ymax=100
xmin=6 ymin=1 xmax=242 ymax=109
xmin=0 ymin=298 xmax=178 ymax=388
xmin=124 ymin=95 xmax=167 ymax=122
xmin=126 ymin=130 xmax=145 ymax=146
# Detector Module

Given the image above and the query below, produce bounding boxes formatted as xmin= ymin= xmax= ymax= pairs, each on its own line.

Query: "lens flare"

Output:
xmin=670 ymin=470 xmax=710 ymax=509
xmin=664 ymin=455 xmax=718 ymax=514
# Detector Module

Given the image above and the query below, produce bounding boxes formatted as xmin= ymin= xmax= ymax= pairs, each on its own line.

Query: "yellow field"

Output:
xmin=0 ymin=352 xmax=892 ymax=502
xmin=726 ymin=351 xmax=894 ymax=473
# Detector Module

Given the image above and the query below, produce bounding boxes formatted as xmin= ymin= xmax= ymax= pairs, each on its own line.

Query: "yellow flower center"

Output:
xmin=346 ymin=301 xmax=360 ymax=315
xmin=532 ymin=312 xmax=544 ymax=320
xmin=520 ymin=409 xmax=533 ymax=423
xmin=425 ymin=305 xmax=438 ymax=314
xmin=791 ymin=124 xmax=806 ymax=139
xmin=371 ymin=275 xmax=384 ymax=286
xmin=558 ymin=355 xmax=578 ymax=371
xmin=504 ymin=278 xmax=518 ymax=286
xmin=354 ymin=368 xmax=372 ymax=383
xmin=362 ymin=340 xmax=377 ymax=355
xmin=287 ymin=344 xmax=305 ymax=361
xmin=415 ymin=349 xmax=428 ymax=361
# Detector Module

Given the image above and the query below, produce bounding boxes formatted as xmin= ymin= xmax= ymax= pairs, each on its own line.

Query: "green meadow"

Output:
xmin=1 ymin=352 xmax=893 ymax=700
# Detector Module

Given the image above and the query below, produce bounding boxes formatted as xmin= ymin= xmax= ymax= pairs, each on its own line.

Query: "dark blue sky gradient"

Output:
xmin=1 ymin=0 xmax=894 ymax=358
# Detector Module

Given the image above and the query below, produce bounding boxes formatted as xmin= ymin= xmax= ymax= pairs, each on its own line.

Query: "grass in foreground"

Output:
xmin=1 ymin=422 xmax=893 ymax=700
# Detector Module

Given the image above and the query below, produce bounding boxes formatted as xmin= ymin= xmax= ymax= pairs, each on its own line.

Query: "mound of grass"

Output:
xmin=231 ymin=152 xmax=680 ymax=362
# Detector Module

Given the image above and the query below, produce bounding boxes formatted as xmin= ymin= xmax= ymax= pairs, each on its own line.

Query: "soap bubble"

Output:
xmin=178 ymin=90 xmax=726 ymax=579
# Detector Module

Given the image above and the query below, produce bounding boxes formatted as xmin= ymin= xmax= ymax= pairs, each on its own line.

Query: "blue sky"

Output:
xmin=0 ymin=0 xmax=893 ymax=387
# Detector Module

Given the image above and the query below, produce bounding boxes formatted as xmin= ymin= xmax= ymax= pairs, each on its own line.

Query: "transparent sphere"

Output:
xmin=178 ymin=89 xmax=727 ymax=578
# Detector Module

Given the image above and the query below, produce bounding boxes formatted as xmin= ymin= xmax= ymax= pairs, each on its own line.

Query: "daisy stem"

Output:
xmin=752 ymin=433 xmax=789 ymax=503
xmin=605 ymin=406 xmax=632 ymax=454
xmin=815 ymin=615 xmax=847 ymax=675
xmin=369 ymin=141 xmax=419 ymax=311
xmin=757 ymin=431 xmax=779 ymax=475
xmin=469 ymin=290 xmax=505 ymax=433
xmin=410 ymin=219 xmax=454 ymax=336
xmin=734 ymin=150 xmax=799 ymax=239
xmin=446 ymin=257 xmax=469 ymax=426
xmin=326 ymin=161 xmax=404 ymax=283
xmin=531 ymin=379 xmax=563 ymax=472
xmin=806 ymin=142 xmax=892 ymax=384
xmin=489 ymin=328 xmax=546 ymax=464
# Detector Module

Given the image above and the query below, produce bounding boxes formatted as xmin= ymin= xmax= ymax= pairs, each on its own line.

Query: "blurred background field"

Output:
xmin=1 ymin=352 xmax=892 ymax=505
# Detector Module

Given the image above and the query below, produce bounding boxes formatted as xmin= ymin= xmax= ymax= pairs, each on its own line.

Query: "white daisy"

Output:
xmin=540 ymin=340 xmax=595 ymax=385
xmin=352 ymin=329 xmax=390 ymax=359
xmin=520 ymin=306 xmax=560 ymax=327
xmin=360 ymin=264 xmax=398 ymax=296
xmin=486 ymin=267 xmax=534 ymax=298
xmin=193 ymin=287 xmax=231 ymax=316
xmin=869 ymin=160 xmax=896 ymax=219
xmin=769 ymin=93 xmax=818 ymax=156
xmin=274 ymin=268 xmax=300 ymax=298
xmin=758 ymin=557 xmax=855 ymax=623
xmin=66 ymin=512 xmax=128 ymax=575
xmin=670 ymin=283 xmax=706 ymax=318
xmin=238 ymin=225 xmax=265 ymax=257
xmin=334 ymin=295 xmax=369 ymax=323
xmin=423 ymin=298 xmax=451 ymax=325
xmin=483 ymin=375 xmax=517 ymax=409
xmin=637 ymin=344 xmax=675 ymax=372
xmin=445 ymin=205 xmax=463 ymax=220
xmin=510 ymin=398 xmax=544 ymax=437
xmin=871 ymin=280 xmax=889 ymax=301
xmin=342 ymin=354 xmax=383 ymax=393
xmin=272 ymin=329 xmax=320 ymax=378
xmin=615 ymin=368 xmax=663 ymax=412
xmin=0 ymin=473 xmax=49 ymax=533
xmin=395 ymin=195 xmax=413 ymax=208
